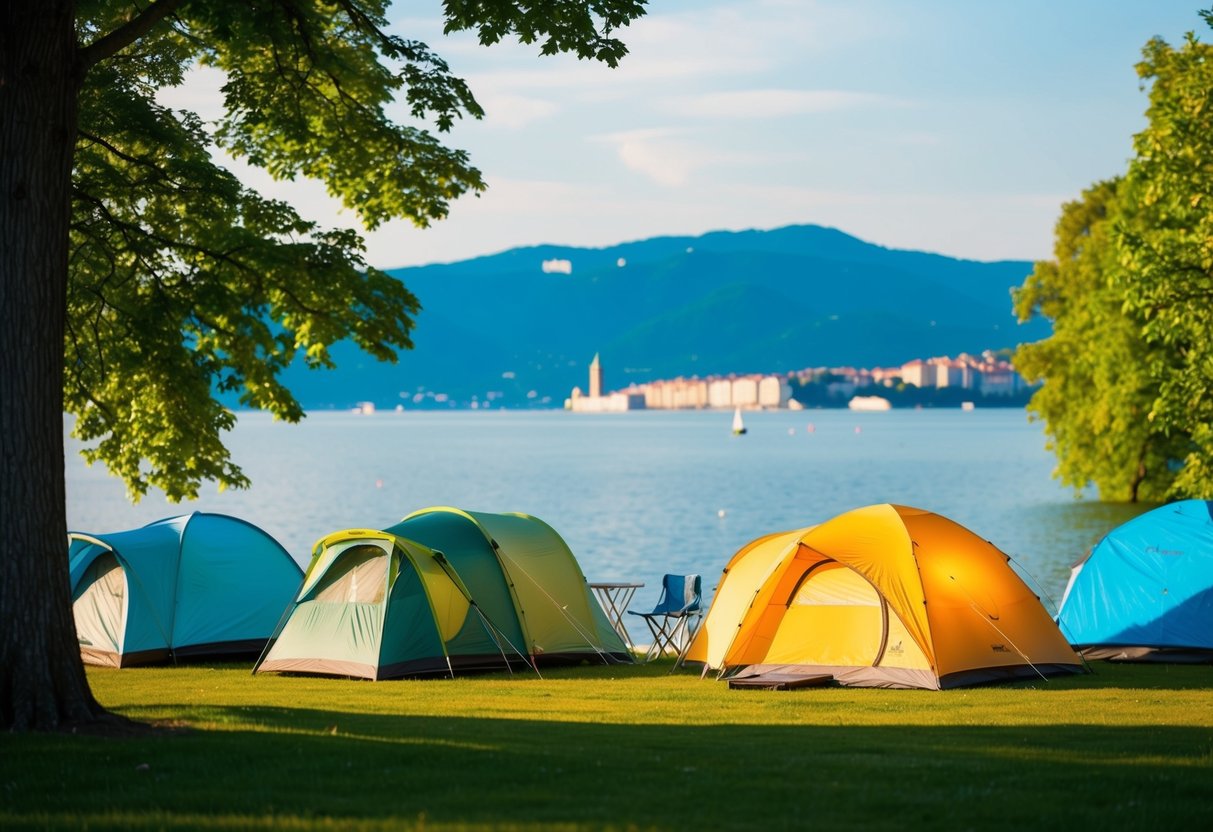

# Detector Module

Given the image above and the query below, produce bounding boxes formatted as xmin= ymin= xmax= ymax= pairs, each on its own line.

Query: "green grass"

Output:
xmin=3 ymin=661 xmax=1212 ymax=831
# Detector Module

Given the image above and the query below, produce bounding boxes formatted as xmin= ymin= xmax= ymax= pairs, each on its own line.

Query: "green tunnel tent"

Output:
xmin=389 ymin=508 xmax=630 ymax=666
xmin=68 ymin=513 xmax=303 ymax=667
xmin=254 ymin=508 xmax=630 ymax=679
xmin=254 ymin=529 xmax=505 ymax=678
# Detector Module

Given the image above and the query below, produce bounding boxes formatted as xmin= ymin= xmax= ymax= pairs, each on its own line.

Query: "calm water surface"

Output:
xmin=65 ymin=409 xmax=1150 ymax=611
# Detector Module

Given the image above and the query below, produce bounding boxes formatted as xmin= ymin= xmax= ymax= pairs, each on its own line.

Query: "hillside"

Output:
xmin=278 ymin=224 xmax=1044 ymax=409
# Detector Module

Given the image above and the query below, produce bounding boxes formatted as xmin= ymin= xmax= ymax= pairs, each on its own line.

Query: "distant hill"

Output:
xmin=277 ymin=224 xmax=1044 ymax=409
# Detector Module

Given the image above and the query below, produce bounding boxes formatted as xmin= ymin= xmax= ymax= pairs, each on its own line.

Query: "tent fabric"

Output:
xmin=72 ymin=552 xmax=127 ymax=667
xmin=255 ymin=508 xmax=631 ymax=680
xmin=257 ymin=532 xmax=444 ymax=679
xmin=1056 ymin=500 xmax=1213 ymax=662
xmin=683 ymin=504 xmax=1081 ymax=690
xmin=394 ymin=508 xmax=630 ymax=664
xmin=68 ymin=513 xmax=303 ymax=667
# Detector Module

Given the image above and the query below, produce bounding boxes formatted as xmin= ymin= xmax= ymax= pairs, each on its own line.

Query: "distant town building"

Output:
xmin=588 ymin=352 xmax=603 ymax=399
xmin=708 ymin=378 xmax=732 ymax=409
xmin=566 ymin=354 xmax=645 ymax=412
xmin=934 ymin=360 xmax=965 ymax=388
xmin=757 ymin=376 xmax=789 ymax=408
xmin=894 ymin=352 xmax=1024 ymax=395
xmin=567 ymin=351 xmax=1019 ymax=413
xmin=900 ymin=359 xmax=932 ymax=388
xmin=569 ymin=356 xmax=792 ymax=411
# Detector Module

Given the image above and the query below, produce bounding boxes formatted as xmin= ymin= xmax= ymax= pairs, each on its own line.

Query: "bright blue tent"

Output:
xmin=1056 ymin=500 xmax=1213 ymax=662
xmin=68 ymin=513 xmax=303 ymax=667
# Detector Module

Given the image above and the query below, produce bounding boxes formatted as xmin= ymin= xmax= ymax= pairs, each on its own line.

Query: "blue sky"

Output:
xmin=183 ymin=1 xmax=1208 ymax=268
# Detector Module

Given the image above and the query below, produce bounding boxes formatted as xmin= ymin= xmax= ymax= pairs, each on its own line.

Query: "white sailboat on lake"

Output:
xmin=732 ymin=407 xmax=747 ymax=436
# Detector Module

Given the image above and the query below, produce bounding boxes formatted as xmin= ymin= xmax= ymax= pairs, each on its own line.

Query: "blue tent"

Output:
xmin=68 ymin=513 xmax=303 ymax=667
xmin=1056 ymin=500 xmax=1213 ymax=662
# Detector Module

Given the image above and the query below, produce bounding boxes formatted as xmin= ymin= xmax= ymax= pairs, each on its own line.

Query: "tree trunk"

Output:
xmin=1129 ymin=445 xmax=1147 ymax=504
xmin=0 ymin=0 xmax=108 ymax=731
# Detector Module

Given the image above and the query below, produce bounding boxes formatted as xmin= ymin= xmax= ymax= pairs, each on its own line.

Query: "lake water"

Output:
xmin=65 ymin=409 xmax=1149 ymax=613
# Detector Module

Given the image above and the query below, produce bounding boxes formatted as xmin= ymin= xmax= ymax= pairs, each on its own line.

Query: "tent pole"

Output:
xmin=948 ymin=575 xmax=1051 ymax=683
xmin=1005 ymin=554 xmax=1096 ymax=676
xmin=470 ymin=603 xmax=521 ymax=676
xmin=432 ymin=552 xmax=540 ymax=678
xmin=497 ymin=555 xmax=614 ymax=665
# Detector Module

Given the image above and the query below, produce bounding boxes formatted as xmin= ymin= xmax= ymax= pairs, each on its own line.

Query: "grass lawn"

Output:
xmin=2 ymin=660 xmax=1211 ymax=831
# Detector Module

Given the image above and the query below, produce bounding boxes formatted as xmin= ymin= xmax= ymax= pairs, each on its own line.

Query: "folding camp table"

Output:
xmin=589 ymin=581 xmax=644 ymax=651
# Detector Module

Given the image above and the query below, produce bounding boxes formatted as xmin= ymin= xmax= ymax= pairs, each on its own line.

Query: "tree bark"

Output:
xmin=0 ymin=0 xmax=107 ymax=731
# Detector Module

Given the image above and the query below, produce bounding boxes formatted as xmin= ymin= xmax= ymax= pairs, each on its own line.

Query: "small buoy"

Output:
xmin=854 ymin=426 xmax=862 ymax=434
xmin=375 ymin=479 xmax=384 ymax=488
xmin=807 ymin=423 xmax=815 ymax=433
xmin=717 ymin=509 xmax=727 ymax=518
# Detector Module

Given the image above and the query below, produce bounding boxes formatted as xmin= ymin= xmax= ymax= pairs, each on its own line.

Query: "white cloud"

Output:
xmin=151 ymin=1 xmax=1148 ymax=272
xmin=478 ymin=93 xmax=559 ymax=129
xmin=596 ymin=128 xmax=698 ymax=186
xmin=669 ymin=89 xmax=904 ymax=119
xmin=592 ymin=128 xmax=768 ymax=187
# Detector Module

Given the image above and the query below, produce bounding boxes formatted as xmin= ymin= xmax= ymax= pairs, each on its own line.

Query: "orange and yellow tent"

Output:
xmin=683 ymin=504 xmax=1081 ymax=689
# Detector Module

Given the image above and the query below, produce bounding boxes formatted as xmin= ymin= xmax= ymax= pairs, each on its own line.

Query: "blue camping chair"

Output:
xmin=628 ymin=574 xmax=703 ymax=662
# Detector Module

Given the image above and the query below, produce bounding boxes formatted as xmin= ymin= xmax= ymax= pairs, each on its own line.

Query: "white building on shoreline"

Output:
xmin=566 ymin=354 xmax=646 ymax=412
xmin=566 ymin=350 xmax=1023 ymax=413
xmin=567 ymin=354 xmax=793 ymax=411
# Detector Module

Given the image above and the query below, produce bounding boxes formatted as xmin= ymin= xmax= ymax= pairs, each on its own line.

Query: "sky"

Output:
xmin=175 ymin=1 xmax=1209 ymax=269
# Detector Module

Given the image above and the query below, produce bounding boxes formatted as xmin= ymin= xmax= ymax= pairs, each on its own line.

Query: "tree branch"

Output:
xmin=78 ymin=0 xmax=188 ymax=70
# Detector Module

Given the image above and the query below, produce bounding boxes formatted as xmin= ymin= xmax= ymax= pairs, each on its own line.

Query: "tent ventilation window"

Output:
xmin=309 ymin=544 xmax=389 ymax=604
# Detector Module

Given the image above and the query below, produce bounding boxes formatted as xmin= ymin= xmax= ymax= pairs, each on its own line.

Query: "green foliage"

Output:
xmin=1016 ymin=11 xmax=1213 ymax=501
xmin=443 ymin=0 xmax=646 ymax=66
xmin=1118 ymin=18 xmax=1213 ymax=498
xmin=66 ymin=1 xmax=644 ymax=501
xmin=1013 ymin=182 xmax=1183 ymax=501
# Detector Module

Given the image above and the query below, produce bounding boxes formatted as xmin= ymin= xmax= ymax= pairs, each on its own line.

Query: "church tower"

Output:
xmin=589 ymin=353 xmax=603 ymax=399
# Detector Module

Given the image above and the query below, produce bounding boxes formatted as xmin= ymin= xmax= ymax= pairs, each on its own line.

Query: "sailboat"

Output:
xmin=731 ymin=407 xmax=747 ymax=436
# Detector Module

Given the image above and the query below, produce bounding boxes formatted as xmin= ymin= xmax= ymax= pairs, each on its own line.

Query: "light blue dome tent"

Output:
xmin=1056 ymin=500 xmax=1213 ymax=662
xmin=68 ymin=513 xmax=303 ymax=667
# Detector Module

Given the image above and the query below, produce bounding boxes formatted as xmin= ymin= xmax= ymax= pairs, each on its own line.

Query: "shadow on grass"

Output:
xmin=4 ymin=702 xmax=1212 ymax=831
xmin=983 ymin=661 xmax=1213 ymax=692
xmin=527 ymin=658 xmax=1213 ymax=691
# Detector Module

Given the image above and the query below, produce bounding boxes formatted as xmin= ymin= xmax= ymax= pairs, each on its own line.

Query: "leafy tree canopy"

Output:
xmin=67 ymin=0 xmax=645 ymax=501
xmin=1118 ymin=14 xmax=1213 ymax=497
xmin=1015 ymin=10 xmax=1213 ymax=501
xmin=1013 ymin=181 xmax=1185 ymax=501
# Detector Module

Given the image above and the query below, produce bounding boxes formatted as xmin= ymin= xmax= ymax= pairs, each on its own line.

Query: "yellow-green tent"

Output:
xmin=684 ymin=504 xmax=1082 ymax=689
xmin=255 ymin=508 xmax=630 ymax=679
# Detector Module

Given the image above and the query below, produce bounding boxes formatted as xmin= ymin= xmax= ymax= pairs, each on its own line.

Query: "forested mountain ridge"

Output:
xmin=280 ymin=224 xmax=1044 ymax=409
